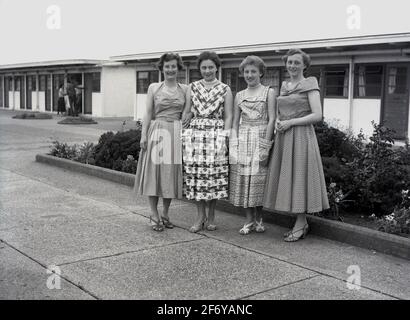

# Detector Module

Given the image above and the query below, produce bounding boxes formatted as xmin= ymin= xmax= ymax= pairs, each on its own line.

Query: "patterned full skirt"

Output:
xmin=182 ymin=118 xmax=229 ymax=201
xmin=229 ymin=121 xmax=268 ymax=208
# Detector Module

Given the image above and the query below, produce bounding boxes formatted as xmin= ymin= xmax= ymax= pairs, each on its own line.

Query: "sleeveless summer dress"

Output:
xmin=229 ymin=85 xmax=270 ymax=208
xmin=182 ymin=80 xmax=229 ymax=201
xmin=134 ymin=82 xmax=186 ymax=199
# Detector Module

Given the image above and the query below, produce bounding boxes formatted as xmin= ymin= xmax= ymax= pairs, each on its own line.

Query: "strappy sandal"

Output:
xmin=161 ymin=216 xmax=174 ymax=229
xmin=284 ymin=224 xmax=309 ymax=242
xmin=255 ymin=219 xmax=266 ymax=233
xmin=189 ymin=218 xmax=207 ymax=233
xmin=150 ymin=216 xmax=164 ymax=232
xmin=239 ymin=222 xmax=255 ymax=235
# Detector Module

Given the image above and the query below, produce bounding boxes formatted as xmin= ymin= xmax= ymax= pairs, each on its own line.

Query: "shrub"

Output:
xmin=121 ymin=155 xmax=138 ymax=174
xmin=49 ymin=140 xmax=77 ymax=159
xmin=73 ymin=142 xmax=95 ymax=164
xmin=93 ymin=130 xmax=141 ymax=170
xmin=377 ymin=190 xmax=410 ymax=235
xmin=13 ymin=112 xmax=52 ymax=119
xmin=346 ymin=122 xmax=410 ymax=216
xmin=315 ymin=121 xmax=361 ymax=162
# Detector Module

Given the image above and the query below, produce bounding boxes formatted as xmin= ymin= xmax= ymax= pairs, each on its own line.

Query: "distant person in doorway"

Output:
xmin=57 ymin=84 xmax=66 ymax=115
xmin=66 ymin=80 xmax=76 ymax=116
xmin=74 ymin=85 xmax=83 ymax=116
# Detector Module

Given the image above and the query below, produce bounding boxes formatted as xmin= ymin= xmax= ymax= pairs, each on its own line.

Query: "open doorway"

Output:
xmin=67 ymin=73 xmax=83 ymax=115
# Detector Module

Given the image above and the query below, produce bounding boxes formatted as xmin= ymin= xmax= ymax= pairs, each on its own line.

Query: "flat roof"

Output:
xmin=0 ymin=59 xmax=109 ymax=71
xmin=110 ymin=33 xmax=410 ymax=62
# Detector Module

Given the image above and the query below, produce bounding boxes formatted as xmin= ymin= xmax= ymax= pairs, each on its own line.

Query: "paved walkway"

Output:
xmin=0 ymin=110 xmax=409 ymax=300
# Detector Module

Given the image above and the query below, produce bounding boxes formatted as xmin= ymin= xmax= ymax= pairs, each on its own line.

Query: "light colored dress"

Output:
xmin=182 ymin=80 xmax=229 ymax=201
xmin=229 ymin=85 xmax=270 ymax=208
xmin=263 ymin=77 xmax=329 ymax=213
xmin=134 ymin=82 xmax=186 ymax=198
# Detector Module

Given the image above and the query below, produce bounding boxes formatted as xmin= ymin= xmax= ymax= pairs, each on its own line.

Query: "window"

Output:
xmin=0 ymin=76 xmax=3 ymax=108
xmin=387 ymin=67 xmax=407 ymax=95
xmin=262 ymin=68 xmax=280 ymax=93
xmin=92 ymin=72 xmax=101 ymax=92
xmin=324 ymin=66 xmax=348 ymax=98
xmin=39 ymin=75 xmax=46 ymax=91
xmin=29 ymin=75 xmax=37 ymax=91
xmin=306 ymin=66 xmax=323 ymax=87
xmin=222 ymin=68 xmax=246 ymax=97
xmin=177 ymin=70 xmax=186 ymax=84
xmin=14 ymin=77 xmax=21 ymax=91
xmin=281 ymin=68 xmax=291 ymax=84
xmin=137 ymin=71 xmax=158 ymax=94
xmin=189 ymin=69 xmax=202 ymax=83
xmin=354 ymin=65 xmax=383 ymax=98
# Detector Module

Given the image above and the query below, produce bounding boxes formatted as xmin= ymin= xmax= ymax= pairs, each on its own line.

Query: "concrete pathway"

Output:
xmin=0 ymin=110 xmax=409 ymax=300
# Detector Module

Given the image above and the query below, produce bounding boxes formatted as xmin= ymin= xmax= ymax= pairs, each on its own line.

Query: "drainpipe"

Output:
xmin=348 ymin=57 xmax=354 ymax=132
xmin=11 ymin=75 xmax=15 ymax=110
xmin=50 ymin=73 xmax=54 ymax=113
xmin=1 ymin=75 xmax=4 ymax=108
xmin=36 ymin=73 xmax=40 ymax=111
xmin=24 ymin=74 xmax=27 ymax=110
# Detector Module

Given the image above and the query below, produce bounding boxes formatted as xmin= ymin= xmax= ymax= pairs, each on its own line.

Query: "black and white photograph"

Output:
xmin=0 ymin=0 xmax=409 ymax=308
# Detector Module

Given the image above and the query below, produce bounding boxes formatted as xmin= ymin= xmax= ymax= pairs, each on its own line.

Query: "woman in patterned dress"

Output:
xmin=134 ymin=52 xmax=188 ymax=232
xmin=263 ymin=49 xmax=329 ymax=242
xmin=182 ymin=51 xmax=233 ymax=233
xmin=229 ymin=56 xmax=276 ymax=235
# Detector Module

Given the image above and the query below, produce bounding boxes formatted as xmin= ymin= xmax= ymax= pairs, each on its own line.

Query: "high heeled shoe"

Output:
xmin=284 ymin=224 xmax=309 ymax=242
xmin=150 ymin=216 xmax=164 ymax=232
xmin=189 ymin=218 xmax=207 ymax=233
xmin=161 ymin=216 xmax=174 ymax=229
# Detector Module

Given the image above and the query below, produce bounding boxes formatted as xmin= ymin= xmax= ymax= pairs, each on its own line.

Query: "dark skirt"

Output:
xmin=57 ymin=97 xmax=66 ymax=112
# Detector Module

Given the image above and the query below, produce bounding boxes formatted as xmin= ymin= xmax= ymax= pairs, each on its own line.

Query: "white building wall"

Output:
xmin=92 ymin=93 xmax=103 ymax=117
xmin=38 ymin=92 xmax=45 ymax=112
xmin=8 ymin=92 xmax=13 ymax=109
xmin=323 ymin=98 xmax=350 ymax=130
xmin=101 ymin=65 xmax=135 ymax=117
xmin=351 ymin=99 xmax=381 ymax=137
xmin=14 ymin=92 xmax=20 ymax=109
xmin=135 ymin=94 xmax=148 ymax=120
xmin=31 ymin=92 xmax=38 ymax=110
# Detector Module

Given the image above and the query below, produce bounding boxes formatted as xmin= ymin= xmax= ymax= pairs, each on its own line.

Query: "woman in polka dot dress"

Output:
xmin=263 ymin=49 xmax=329 ymax=242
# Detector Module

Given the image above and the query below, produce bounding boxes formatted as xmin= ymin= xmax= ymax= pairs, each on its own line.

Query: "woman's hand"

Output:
xmin=140 ymin=135 xmax=147 ymax=151
xmin=276 ymin=120 xmax=293 ymax=133
xmin=182 ymin=112 xmax=193 ymax=128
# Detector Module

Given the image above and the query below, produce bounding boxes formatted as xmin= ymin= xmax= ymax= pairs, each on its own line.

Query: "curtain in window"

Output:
xmin=263 ymin=69 xmax=280 ymax=92
xmin=358 ymin=66 xmax=366 ymax=97
xmin=388 ymin=67 xmax=397 ymax=94
xmin=343 ymin=67 xmax=349 ymax=97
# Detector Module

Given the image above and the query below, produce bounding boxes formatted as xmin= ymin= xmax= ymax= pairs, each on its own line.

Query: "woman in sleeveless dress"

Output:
xmin=229 ymin=56 xmax=276 ymax=235
xmin=134 ymin=52 xmax=188 ymax=231
xmin=263 ymin=49 xmax=329 ymax=242
xmin=182 ymin=51 xmax=233 ymax=233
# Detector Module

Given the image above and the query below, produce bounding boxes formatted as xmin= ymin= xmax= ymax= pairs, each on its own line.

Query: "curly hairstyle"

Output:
xmin=157 ymin=52 xmax=184 ymax=71
xmin=197 ymin=51 xmax=221 ymax=70
xmin=239 ymin=55 xmax=266 ymax=78
xmin=281 ymin=48 xmax=311 ymax=70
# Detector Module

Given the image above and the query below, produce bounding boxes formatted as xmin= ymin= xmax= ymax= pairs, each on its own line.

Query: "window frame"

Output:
xmin=353 ymin=64 xmax=384 ymax=99
xmin=136 ymin=70 xmax=159 ymax=94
